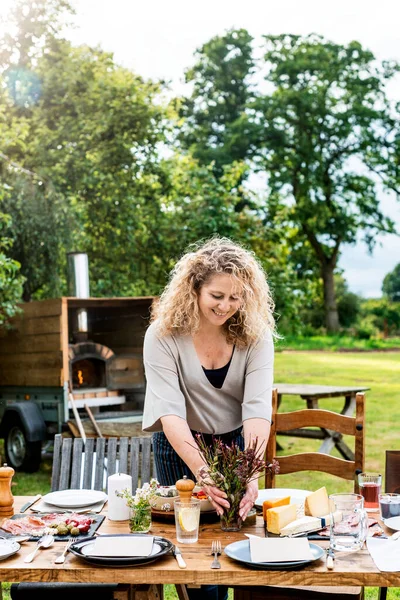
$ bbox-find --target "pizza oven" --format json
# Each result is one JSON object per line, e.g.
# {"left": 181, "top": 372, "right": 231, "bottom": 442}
{"left": 66, "top": 253, "right": 148, "bottom": 410}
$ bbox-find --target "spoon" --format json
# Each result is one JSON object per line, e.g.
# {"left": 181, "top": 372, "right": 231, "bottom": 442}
{"left": 24, "top": 534, "right": 54, "bottom": 563}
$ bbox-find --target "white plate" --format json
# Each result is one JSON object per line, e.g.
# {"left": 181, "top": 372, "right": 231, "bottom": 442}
{"left": 255, "top": 488, "right": 311, "bottom": 509}
{"left": 383, "top": 516, "right": 400, "bottom": 531}
{"left": 0, "top": 540, "right": 20, "bottom": 561}
{"left": 42, "top": 489, "right": 107, "bottom": 508}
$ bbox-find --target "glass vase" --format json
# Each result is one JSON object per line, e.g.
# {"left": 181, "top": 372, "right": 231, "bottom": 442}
{"left": 220, "top": 504, "right": 243, "bottom": 532}
{"left": 129, "top": 504, "right": 152, "bottom": 533}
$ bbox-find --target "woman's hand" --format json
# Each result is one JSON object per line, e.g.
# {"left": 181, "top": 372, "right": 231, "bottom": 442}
{"left": 239, "top": 478, "right": 259, "bottom": 520}
{"left": 201, "top": 483, "right": 230, "bottom": 517}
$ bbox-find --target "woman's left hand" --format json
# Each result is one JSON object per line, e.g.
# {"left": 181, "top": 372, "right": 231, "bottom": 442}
{"left": 239, "top": 478, "right": 259, "bottom": 520}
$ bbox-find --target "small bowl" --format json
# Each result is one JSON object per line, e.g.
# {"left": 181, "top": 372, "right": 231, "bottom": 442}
{"left": 150, "top": 486, "right": 179, "bottom": 511}
{"left": 193, "top": 486, "right": 214, "bottom": 512}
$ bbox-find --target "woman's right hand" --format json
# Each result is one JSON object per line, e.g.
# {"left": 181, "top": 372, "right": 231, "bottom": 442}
{"left": 201, "top": 483, "right": 230, "bottom": 516}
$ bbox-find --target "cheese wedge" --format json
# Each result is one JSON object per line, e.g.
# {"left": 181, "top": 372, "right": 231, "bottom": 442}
{"left": 280, "top": 510, "right": 343, "bottom": 537}
{"left": 266, "top": 503, "right": 297, "bottom": 534}
{"left": 262, "top": 496, "right": 291, "bottom": 521}
{"left": 280, "top": 515, "right": 322, "bottom": 536}
{"left": 304, "top": 487, "right": 330, "bottom": 517}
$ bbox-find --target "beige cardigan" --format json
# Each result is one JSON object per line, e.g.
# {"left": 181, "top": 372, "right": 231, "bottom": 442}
{"left": 142, "top": 322, "right": 274, "bottom": 433}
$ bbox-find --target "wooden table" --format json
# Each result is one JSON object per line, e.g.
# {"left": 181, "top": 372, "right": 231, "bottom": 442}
{"left": 0, "top": 497, "right": 397, "bottom": 598}
{"left": 275, "top": 384, "right": 370, "bottom": 459}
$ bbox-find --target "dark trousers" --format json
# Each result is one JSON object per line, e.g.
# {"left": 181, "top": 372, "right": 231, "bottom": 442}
{"left": 153, "top": 429, "right": 244, "bottom": 600}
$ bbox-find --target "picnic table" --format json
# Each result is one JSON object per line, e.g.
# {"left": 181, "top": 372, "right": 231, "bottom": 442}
{"left": 0, "top": 496, "right": 395, "bottom": 598}
{"left": 275, "top": 384, "right": 370, "bottom": 460}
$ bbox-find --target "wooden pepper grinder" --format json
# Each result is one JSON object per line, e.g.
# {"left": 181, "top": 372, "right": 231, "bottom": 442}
{"left": 0, "top": 463, "right": 15, "bottom": 516}
{"left": 175, "top": 475, "right": 195, "bottom": 504}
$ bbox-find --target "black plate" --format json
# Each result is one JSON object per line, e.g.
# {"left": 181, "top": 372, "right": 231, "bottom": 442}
{"left": 224, "top": 540, "right": 325, "bottom": 570}
{"left": 69, "top": 534, "right": 174, "bottom": 567}
{"left": 0, "top": 513, "right": 105, "bottom": 541}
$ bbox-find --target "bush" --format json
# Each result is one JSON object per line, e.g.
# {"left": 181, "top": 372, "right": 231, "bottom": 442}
{"left": 353, "top": 315, "right": 379, "bottom": 340}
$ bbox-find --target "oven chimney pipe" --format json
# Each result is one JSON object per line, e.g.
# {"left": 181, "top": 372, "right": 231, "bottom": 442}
{"left": 67, "top": 252, "right": 90, "bottom": 334}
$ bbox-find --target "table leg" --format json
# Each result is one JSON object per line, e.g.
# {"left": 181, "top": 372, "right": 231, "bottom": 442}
{"left": 378, "top": 587, "right": 388, "bottom": 600}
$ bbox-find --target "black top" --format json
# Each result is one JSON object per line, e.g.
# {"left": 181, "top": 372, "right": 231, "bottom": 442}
{"left": 202, "top": 349, "right": 234, "bottom": 389}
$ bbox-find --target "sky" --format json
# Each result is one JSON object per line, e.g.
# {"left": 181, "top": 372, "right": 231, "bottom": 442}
{"left": 3, "top": 0, "right": 400, "bottom": 297}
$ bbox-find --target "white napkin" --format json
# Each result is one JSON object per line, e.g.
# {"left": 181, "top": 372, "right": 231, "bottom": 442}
{"left": 250, "top": 537, "right": 313, "bottom": 563}
{"left": 31, "top": 499, "right": 107, "bottom": 514}
{"left": 367, "top": 538, "right": 400, "bottom": 571}
{"left": 89, "top": 536, "right": 154, "bottom": 557}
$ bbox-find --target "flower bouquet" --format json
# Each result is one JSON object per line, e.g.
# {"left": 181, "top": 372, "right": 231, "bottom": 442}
{"left": 195, "top": 435, "right": 279, "bottom": 531}
{"left": 117, "top": 478, "right": 158, "bottom": 533}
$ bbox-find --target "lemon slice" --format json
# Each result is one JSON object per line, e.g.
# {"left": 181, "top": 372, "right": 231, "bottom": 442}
{"left": 178, "top": 508, "right": 198, "bottom": 532}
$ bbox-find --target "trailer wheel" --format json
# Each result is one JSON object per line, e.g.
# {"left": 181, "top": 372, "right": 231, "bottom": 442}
{"left": 5, "top": 419, "right": 42, "bottom": 472}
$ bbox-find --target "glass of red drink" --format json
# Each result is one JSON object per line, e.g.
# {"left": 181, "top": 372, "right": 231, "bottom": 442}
{"left": 358, "top": 472, "right": 382, "bottom": 511}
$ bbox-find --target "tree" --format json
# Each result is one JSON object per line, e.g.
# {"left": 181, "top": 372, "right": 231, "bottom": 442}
{"left": 178, "top": 31, "right": 400, "bottom": 333}
{"left": 253, "top": 34, "right": 399, "bottom": 332}
{"left": 0, "top": 0, "right": 167, "bottom": 300}
{"left": 382, "top": 263, "right": 400, "bottom": 302}
{"left": 178, "top": 29, "right": 255, "bottom": 180}
{"left": 0, "top": 212, "right": 24, "bottom": 327}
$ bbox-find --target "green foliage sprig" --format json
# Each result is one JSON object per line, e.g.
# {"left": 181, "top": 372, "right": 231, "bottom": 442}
{"left": 194, "top": 435, "right": 279, "bottom": 528}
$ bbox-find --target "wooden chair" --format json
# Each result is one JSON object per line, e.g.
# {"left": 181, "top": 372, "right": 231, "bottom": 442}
{"left": 51, "top": 434, "right": 156, "bottom": 492}
{"left": 11, "top": 434, "right": 162, "bottom": 600}
{"left": 234, "top": 390, "right": 366, "bottom": 600}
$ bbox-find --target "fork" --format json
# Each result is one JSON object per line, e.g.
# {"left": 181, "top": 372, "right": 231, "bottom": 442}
{"left": 54, "top": 538, "right": 77, "bottom": 564}
{"left": 211, "top": 540, "right": 222, "bottom": 569}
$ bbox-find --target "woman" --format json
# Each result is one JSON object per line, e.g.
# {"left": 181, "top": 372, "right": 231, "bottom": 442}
{"left": 142, "top": 237, "right": 275, "bottom": 600}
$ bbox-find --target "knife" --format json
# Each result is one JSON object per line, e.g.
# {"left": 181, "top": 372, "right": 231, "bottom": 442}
{"left": 20, "top": 494, "right": 42, "bottom": 513}
{"left": 173, "top": 545, "right": 187, "bottom": 569}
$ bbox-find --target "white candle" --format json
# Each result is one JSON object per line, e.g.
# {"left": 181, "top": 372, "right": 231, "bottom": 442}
{"left": 107, "top": 473, "right": 132, "bottom": 521}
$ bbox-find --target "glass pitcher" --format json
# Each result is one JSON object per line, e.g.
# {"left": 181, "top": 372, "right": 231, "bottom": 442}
{"left": 329, "top": 493, "right": 368, "bottom": 552}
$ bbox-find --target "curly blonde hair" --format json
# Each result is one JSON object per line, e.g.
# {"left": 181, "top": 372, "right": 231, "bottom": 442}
{"left": 152, "top": 237, "right": 276, "bottom": 347}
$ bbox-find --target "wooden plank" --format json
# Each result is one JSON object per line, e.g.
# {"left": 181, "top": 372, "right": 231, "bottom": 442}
{"left": 82, "top": 438, "right": 95, "bottom": 490}
{"left": 94, "top": 437, "right": 106, "bottom": 491}
{"left": 66, "top": 297, "right": 155, "bottom": 309}
{"left": 276, "top": 409, "right": 356, "bottom": 435}
{"left": 0, "top": 352, "right": 63, "bottom": 368}
{"left": 14, "top": 299, "right": 62, "bottom": 319}
{"left": 107, "top": 438, "right": 118, "bottom": 477}
{"left": 265, "top": 389, "right": 278, "bottom": 489}
{"left": 0, "top": 333, "right": 62, "bottom": 354}
{"left": 70, "top": 437, "right": 84, "bottom": 488}
{"left": 10, "top": 315, "right": 62, "bottom": 336}
{"left": 354, "top": 393, "right": 366, "bottom": 491}
{"left": 61, "top": 298, "right": 69, "bottom": 388}
{"left": 119, "top": 438, "right": 129, "bottom": 474}
{"left": 141, "top": 437, "right": 152, "bottom": 485}
{"left": 130, "top": 437, "right": 140, "bottom": 491}
{"left": 51, "top": 434, "right": 63, "bottom": 492}
{"left": 277, "top": 453, "right": 355, "bottom": 480}
{"left": 275, "top": 383, "right": 369, "bottom": 398}
{"left": 59, "top": 438, "right": 73, "bottom": 490}
{"left": 0, "top": 368, "right": 62, "bottom": 387}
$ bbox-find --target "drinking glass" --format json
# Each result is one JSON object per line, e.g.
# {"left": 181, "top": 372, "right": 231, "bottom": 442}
{"left": 329, "top": 493, "right": 368, "bottom": 552}
{"left": 358, "top": 472, "right": 382, "bottom": 511}
{"left": 379, "top": 493, "right": 400, "bottom": 520}
{"left": 174, "top": 499, "right": 200, "bottom": 544}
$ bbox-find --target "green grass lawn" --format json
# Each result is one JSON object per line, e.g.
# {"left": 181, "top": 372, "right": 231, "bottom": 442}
{"left": 4, "top": 351, "right": 400, "bottom": 599}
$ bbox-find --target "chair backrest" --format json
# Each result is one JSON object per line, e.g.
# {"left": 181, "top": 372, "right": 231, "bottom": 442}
{"left": 265, "top": 389, "right": 365, "bottom": 491}
{"left": 51, "top": 434, "right": 156, "bottom": 493}
{"left": 385, "top": 450, "right": 400, "bottom": 493}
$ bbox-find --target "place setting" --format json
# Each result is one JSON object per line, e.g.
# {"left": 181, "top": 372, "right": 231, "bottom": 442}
{"left": 0, "top": 489, "right": 107, "bottom": 542}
